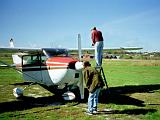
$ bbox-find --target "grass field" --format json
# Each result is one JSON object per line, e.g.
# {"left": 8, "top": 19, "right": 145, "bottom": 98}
{"left": 0, "top": 59, "right": 160, "bottom": 120}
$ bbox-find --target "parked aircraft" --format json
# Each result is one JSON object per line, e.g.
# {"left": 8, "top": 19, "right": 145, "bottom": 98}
{"left": 0, "top": 35, "right": 142, "bottom": 101}
{"left": 0, "top": 36, "right": 84, "bottom": 101}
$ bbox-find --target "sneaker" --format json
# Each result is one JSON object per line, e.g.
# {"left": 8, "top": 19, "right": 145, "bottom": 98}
{"left": 85, "top": 111, "right": 93, "bottom": 115}
{"left": 93, "top": 111, "right": 98, "bottom": 114}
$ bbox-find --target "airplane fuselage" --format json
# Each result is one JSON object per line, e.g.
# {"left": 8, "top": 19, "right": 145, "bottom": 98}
{"left": 22, "top": 55, "right": 82, "bottom": 90}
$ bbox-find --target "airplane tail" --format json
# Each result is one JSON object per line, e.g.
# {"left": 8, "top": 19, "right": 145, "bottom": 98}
{"left": 9, "top": 38, "right": 22, "bottom": 65}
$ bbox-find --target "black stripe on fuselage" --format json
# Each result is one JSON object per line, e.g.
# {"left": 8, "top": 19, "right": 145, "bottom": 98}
{"left": 22, "top": 66, "right": 68, "bottom": 71}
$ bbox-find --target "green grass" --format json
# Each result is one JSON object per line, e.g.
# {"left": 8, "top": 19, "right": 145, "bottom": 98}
{"left": 101, "top": 60, "right": 160, "bottom": 86}
{"left": 0, "top": 58, "right": 160, "bottom": 120}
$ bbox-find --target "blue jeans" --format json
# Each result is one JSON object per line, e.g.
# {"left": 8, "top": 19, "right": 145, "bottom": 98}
{"left": 88, "top": 88, "right": 101, "bottom": 113}
{"left": 95, "top": 41, "right": 103, "bottom": 66}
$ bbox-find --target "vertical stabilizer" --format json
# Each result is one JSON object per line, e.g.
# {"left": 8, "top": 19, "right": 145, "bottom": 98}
{"left": 12, "top": 55, "right": 22, "bottom": 65}
{"left": 10, "top": 38, "right": 14, "bottom": 48}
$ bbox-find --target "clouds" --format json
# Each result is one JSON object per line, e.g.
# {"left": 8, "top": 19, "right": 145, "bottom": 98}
{"left": 100, "top": 7, "right": 160, "bottom": 51}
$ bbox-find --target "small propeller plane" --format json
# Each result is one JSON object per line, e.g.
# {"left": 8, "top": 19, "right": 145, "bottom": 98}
{"left": 0, "top": 35, "right": 142, "bottom": 101}
{"left": 0, "top": 35, "right": 85, "bottom": 101}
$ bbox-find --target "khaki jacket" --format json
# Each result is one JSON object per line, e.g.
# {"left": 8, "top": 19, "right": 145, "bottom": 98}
{"left": 83, "top": 67, "right": 105, "bottom": 93}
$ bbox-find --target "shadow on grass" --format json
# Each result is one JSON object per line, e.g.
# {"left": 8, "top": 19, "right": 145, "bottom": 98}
{"left": 0, "top": 95, "right": 64, "bottom": 114}
{"left": 99, "top": 92, "right": 145, "bottom": 107}
{"left": 10, "top": 82, "right": 33, "bottom": 86}
{"left": 96, "top": 108, "right": 157, "bottom": 115}
{"left": 108, "top": 84, "right": 160, "bottom": 94}
{"left": 0, "top": 84, "right": 159, "bottom": 114}
{"left": 98, "top": 84, "right": 160, "bottom": 106}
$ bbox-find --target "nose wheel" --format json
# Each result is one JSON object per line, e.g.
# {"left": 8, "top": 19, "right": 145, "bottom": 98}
{"left": 13, "top": 87, "right": 23, "bottom": 98}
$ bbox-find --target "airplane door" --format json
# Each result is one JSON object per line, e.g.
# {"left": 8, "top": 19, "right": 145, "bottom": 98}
{"left": 22, "top": 55, "right": 42, "bottom": 83}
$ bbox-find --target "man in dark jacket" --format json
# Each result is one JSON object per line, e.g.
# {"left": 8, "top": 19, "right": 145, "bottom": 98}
{"left": 83, "top": 61, "right": 104, "bottom": 115}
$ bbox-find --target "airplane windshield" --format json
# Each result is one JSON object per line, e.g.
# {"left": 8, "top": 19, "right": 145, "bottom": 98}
{"left": 42, "top": 48, "right": 68, "bottom": 58}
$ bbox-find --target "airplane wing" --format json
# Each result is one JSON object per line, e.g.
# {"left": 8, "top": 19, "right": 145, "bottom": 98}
{"left": 113, "top": 47, "right": 143, "bottom": 51}
{"left": 0, "top": 37, "right": 142, "bottom": 57}
{"left": 0, "top": 47, "right": 142, "bottom": 53}
{"left": 0, "top": 46, "right": 142, "bottom": 57}
{"left": 68, "top": 47, "right": 143, "bottom": 53}
{"left": 0, "top": 47, "right": 68, "bottom": 57}
{"left": 69, "top": 47, "right": 142, "bottom": 50}
{"left": 0, "top": 47, "right": 41, "bottom": 54}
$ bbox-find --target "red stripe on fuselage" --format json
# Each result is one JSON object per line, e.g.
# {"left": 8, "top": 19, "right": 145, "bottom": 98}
{"left": 22, "top": 57, "right": 78, "bottom": 71}
{"left": 46, "top": 57, "right": 77, "bottom": 66}
{"left": 47, "top": 57, "right": 77, "bottom": 63}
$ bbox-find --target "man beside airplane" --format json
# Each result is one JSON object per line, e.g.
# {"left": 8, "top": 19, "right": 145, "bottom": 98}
{"left": 91, "top": 27, "right": 104, "bottom": 66}
{"left": 83, "top": 61, "right": 105, "bottom": 115}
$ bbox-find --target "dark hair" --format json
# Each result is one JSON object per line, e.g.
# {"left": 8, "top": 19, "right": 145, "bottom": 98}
{"left": 93, "top": 27, "right": 96, "bottom": 30}
{"left": 83, "top": 61, "right": 91, "bottom": 67}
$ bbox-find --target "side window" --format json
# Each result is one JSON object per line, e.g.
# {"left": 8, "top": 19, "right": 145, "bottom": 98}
{"left": 22, "top": 55, "right": 41, "bottom": 66}
{"left": 41, "top": 55, "right": 47, "bottom": 63}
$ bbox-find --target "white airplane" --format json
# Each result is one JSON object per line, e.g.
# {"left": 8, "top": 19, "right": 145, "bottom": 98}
{"left": 0, "top": 35, "right": 84, "bottom": 101}
{"left": 0, "top": 35, "right": 142, "bottom": 101}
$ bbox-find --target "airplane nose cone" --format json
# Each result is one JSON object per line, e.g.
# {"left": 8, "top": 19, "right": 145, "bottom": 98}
{"left": 75, "top": 61, "right": 83, "bottom": 70}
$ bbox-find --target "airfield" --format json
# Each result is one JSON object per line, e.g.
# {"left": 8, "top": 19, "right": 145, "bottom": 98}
{"left": 0, "top": 58, "right": 160, "bottom": 120}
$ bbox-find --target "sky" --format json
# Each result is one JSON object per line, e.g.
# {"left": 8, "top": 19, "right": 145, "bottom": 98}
{"left": 0, "top": 0, "right": 160, "bottom": 52}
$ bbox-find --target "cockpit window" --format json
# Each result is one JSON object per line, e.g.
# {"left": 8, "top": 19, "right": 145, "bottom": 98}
{"left": 22, "top": 55, "right": 46, "bottom": 66}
